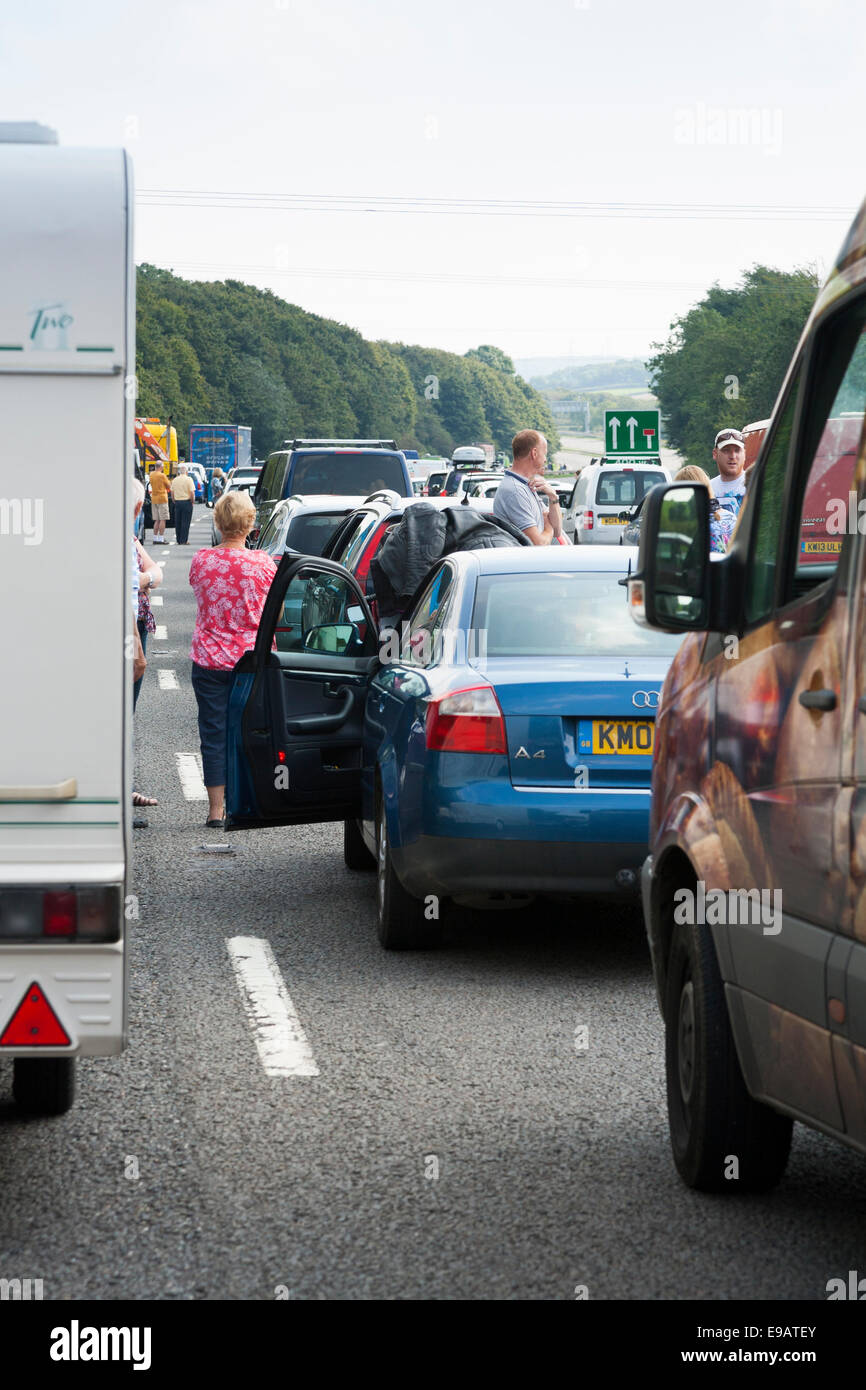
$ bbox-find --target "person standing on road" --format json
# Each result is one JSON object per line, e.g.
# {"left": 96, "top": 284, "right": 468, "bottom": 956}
{"left": 171, "top": 463, "right": 195, "bottom": 544}
{"left": 132, "top": 479, "right": 163, "bottom": 710}
{"left": 710, "top": 427, "right": 747, "bottom": 549}
{"left": 209, "top": 467, "right": 226, "bottom": 507}
{"left": 492, "top": 429, "right": 565, "bottom": 545}
{"left": 149, "top": 462, "right": 172, "bottom": 544}
{"left": 189, "top": 491, "right": 278, "bottom": 829}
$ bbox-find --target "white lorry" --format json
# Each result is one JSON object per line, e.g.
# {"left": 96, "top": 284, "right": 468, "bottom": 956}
{"left": 0, "top": 124, "right": 133, "bottom": 1113}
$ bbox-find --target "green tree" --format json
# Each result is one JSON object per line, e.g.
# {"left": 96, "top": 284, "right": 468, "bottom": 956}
{"left": 648, "top": 264, "right": 819, "bottom": 466}
{"left": 465, "top": 344, "right": 515, "bottom": 374}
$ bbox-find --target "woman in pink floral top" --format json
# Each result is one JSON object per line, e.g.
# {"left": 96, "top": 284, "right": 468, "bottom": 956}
{"left": 189, "top": 491, "right": 278, "bottom": 827}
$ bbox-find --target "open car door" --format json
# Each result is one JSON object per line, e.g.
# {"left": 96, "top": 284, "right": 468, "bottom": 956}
{"left": 226, "top": 555, "right": 379, "bottom": 829}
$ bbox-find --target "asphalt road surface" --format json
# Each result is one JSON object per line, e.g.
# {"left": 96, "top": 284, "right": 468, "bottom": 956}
{"left": 0, "top": 506, "right": 863, "bottom": 1302}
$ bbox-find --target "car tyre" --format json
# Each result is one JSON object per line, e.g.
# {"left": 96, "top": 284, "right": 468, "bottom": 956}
{"left": 376, "top": 796, "right": 440, "bottom": 950}
{"left": 665, "top": 916, "right": 793, "bottom": 1192}
{"left": 344, "top": 816, "right": 375, "bottom": 871}
{"left": 13, "top": 1057, "right": 76, "bottom": 1116}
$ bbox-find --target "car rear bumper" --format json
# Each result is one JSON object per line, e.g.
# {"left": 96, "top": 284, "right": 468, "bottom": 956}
{"left": 391, "top": 786, "right": 650, "bottom": 899}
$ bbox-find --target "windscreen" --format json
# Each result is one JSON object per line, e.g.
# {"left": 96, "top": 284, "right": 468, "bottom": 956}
{"left": 596, "top": 471, "right": 667, "bottom": 506}
{"left": 285, "top": 511, "right": 349, "bottom": 556}
{"left": 290, "top": 451, "right": 406, "bottom": 496}
{"left": 472, "top": 573, "right": 685, "bottom": 657}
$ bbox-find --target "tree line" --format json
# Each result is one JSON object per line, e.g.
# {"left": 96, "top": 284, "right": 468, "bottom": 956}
{"left": 647, "top": 265, "right": 820, "bottom": 465}
{"left": 135, "top": 266, "right": 558, "bottom": 458}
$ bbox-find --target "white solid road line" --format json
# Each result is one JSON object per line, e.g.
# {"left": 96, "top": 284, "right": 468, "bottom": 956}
{"left": 175, "top": 751, "right": 208, "bottom": 801}
{"left": 154, "top": 625, "right": 168, "bottom": 640}
{"left": 158, "top": 669, "right": 179, "bottom": 690}
{"left": 226, "top": 937, "right": 320, "bottom": 1078}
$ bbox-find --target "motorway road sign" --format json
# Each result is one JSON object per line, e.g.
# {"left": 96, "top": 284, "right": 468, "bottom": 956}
{"left": 604, "top": 409, "right": 660, "bottom": 456}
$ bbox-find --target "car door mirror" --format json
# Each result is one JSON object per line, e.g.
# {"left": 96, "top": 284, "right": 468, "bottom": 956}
{"left": 628, "top": 483, "right": 715, "bottom": 630}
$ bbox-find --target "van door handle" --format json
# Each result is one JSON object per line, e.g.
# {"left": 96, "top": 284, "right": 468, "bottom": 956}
{"left": 0, "top": 778, "right": 78, "bottom": 801}
{"left": 799, "top": 689, "right": 836, "bottom": 711}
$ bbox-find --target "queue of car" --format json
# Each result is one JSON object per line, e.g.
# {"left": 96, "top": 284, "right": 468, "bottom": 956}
{"left": 229, "top": 191, "right": 866, "bottom": 1199}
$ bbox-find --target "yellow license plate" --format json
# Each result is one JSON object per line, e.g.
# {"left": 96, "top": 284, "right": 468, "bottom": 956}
{"left": 592, "top": 719, "right": 654, "bottom": 754}
{"left": 801, "top": 539, "right": 842, "bottom": 554}
{"left": 600, "top": 515, "right": 623, "bottom": 525}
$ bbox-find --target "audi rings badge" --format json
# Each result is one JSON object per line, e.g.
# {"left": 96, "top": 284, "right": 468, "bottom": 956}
{"left": 632, "top": 690, "right": 660, "bottom": 709}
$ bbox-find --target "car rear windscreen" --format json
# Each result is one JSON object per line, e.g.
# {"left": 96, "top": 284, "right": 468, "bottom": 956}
{"left": 596, "top": 471, "right": 666, "bottom": 506}
{"left": 472, "top": 573, "right": 685, "bottom": 657}
{"left": 289, "top": 452, "right": 406, "bottom": 496}
{"left": 285, "top": 512, "right": 349, "bottom": 556}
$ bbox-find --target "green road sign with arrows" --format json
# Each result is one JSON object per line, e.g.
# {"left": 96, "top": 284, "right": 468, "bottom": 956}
{"left": 604, "top": 409, "right": 660, "bottom": 456}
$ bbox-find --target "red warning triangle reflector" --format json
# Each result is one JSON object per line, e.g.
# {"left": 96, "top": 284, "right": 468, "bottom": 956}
{"left": 0, "top": 982, "right": 70, "bottom": 1046}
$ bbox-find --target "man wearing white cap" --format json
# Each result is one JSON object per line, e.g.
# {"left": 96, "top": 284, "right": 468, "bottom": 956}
{"left": 709, "top": 427, "right": 747, "bottom": 550}
{"left": 711, "top": 427, "right": 747, "bottom": 500}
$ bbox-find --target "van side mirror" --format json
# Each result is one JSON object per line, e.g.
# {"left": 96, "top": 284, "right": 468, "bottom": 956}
{"left": 627, "top": 483, "right": 713, "bottom": 631}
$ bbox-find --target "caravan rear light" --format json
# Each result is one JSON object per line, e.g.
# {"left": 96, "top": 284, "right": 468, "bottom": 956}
{"left": 0, "top": 886, "right": 120, "bottom": 942}
{"left": 425, "top": 685, "right": 506, "bottom": 754}
{"left": 43, "top": 891, "right": 76, "bottom": 937}
{"left": 77, "top": 887, "right": 122, "bottom": 941}
{"left": 584, "top": 510, "right": 594, "bottom": 530}
{"left": 0, "top": 891, "right": 41, "bottom": 939}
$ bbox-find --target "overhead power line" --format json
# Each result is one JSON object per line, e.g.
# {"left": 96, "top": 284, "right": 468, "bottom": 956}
{"left": 164, "top": 258, "right": 707, "bottom": 293}
{"left": 137, "top": 189, "right": 854, "bottom": 223}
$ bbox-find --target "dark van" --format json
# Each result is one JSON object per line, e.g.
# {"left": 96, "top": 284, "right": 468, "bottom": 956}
{"left": 253, "top": 439, "right": 413, "bottom": 541}
{"left": 629, "top": 195, "right": 866, "bottom": 1191}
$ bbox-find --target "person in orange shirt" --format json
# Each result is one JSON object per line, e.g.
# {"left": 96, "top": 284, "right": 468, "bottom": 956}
{"left": 149, "top": 463, "right": 171, "bottom": 543}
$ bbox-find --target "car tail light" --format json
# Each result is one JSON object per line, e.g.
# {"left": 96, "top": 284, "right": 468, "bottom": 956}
{"left": 584, "top": 509, "right": 594, "bottom": 530}
{"left": 425, "top": 685, "right": 506, "bottom": 754}
{"left": 0, "top": 886, "right": 121, "bottom": 943}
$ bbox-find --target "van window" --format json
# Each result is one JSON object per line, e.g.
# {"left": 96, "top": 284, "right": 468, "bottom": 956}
{"left": 790, "top": 308, "right": 866, "bottom": 590}
{"left": 595, "top": 470, "right": 666, "bottom": 506}
{"left": 744, "top": 370, "right": 801, "bottom": 625}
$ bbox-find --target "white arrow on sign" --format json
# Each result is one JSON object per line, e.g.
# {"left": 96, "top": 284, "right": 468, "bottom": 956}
{"left": 609, "top": 416, "right": 620, "bottom": 449}
{"left": 626, "top": 416, "right": 638, "bottom": 449}
{"left": 643, "top": 428, "right": 656, "bottom": 449}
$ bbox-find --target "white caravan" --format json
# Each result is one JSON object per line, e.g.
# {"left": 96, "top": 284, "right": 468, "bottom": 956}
{"left": 0, "top": 124, "right": 134, "bottom": 1113}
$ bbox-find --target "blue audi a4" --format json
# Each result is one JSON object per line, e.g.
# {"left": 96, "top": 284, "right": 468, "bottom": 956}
{"left": 224, "top": 545, "right": 684, "bottom": 948}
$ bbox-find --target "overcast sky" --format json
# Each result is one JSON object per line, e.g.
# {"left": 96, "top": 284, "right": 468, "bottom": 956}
{"left": 3, "top": 0, "right": 863, "bottom": 364}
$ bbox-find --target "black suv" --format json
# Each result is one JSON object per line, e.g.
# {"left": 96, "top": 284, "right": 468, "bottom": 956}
{"left": 252, "top": 439, "right": 413, "bottom": 542}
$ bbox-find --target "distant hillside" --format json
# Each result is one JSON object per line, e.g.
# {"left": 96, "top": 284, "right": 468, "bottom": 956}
{"left": 529, "top": 358, "right": 650, "bottom": 391}
{"left": 136, "top": 266, "right": 557, "bottom": 456}
{"left": 514, "top": 355, "right": 615, "bottom": 378}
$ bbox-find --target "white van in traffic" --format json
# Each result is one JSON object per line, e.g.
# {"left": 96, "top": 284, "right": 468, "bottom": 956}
{"left": 0, "top": 124, "right": 133, "bottom": 1113}
{"left": 564, "top": 459, "right": 671, "bottom": 543}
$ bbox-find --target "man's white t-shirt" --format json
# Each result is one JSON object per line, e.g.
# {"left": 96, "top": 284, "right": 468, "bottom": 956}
{"left": 711, "top": 472, "right": 746, "bottom": 499}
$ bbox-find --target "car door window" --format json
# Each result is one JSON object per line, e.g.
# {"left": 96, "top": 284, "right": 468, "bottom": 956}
{"left": 276, "top": 566, "right": 371, "bottom": 655}
{"left": 404, "top": 565, "right": 455, "bottom": 667}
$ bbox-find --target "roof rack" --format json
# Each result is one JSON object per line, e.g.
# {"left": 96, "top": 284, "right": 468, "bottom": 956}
{"left": 282, "top": 438, "right": 399, "bottom": 450}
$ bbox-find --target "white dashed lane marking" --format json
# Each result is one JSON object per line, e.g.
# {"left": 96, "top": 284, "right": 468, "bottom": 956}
{"left": 175, "top": 752, "right": 208, "bottom": 801}
{"left": 154, "top": 625, "right": 168, "bottom": 640}
{"left": 157, "top": 669, "right": 179, "bottom": 690}
{"left": 227, "top": 937, "right": 320, "bottom": 1078}
{"left": 150, "top": 595, "right": 163, "bottom": 606}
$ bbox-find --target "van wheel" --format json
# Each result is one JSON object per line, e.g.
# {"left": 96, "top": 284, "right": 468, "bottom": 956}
{"left": 376, "top": 796, "right": 440, "bottom": 950}
{"left": 13, "top": 1057, "right": 76, "bottom": 1116}
{"left": 344, "top": 817, "right": 375, "bottom": 871}
{"left": 665, "top": 918, "right": 792, "bottom": 1192}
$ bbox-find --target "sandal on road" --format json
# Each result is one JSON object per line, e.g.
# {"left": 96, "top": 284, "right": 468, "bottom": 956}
{"left": 133, "top": 791, "right": 158, "bottom": 807}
